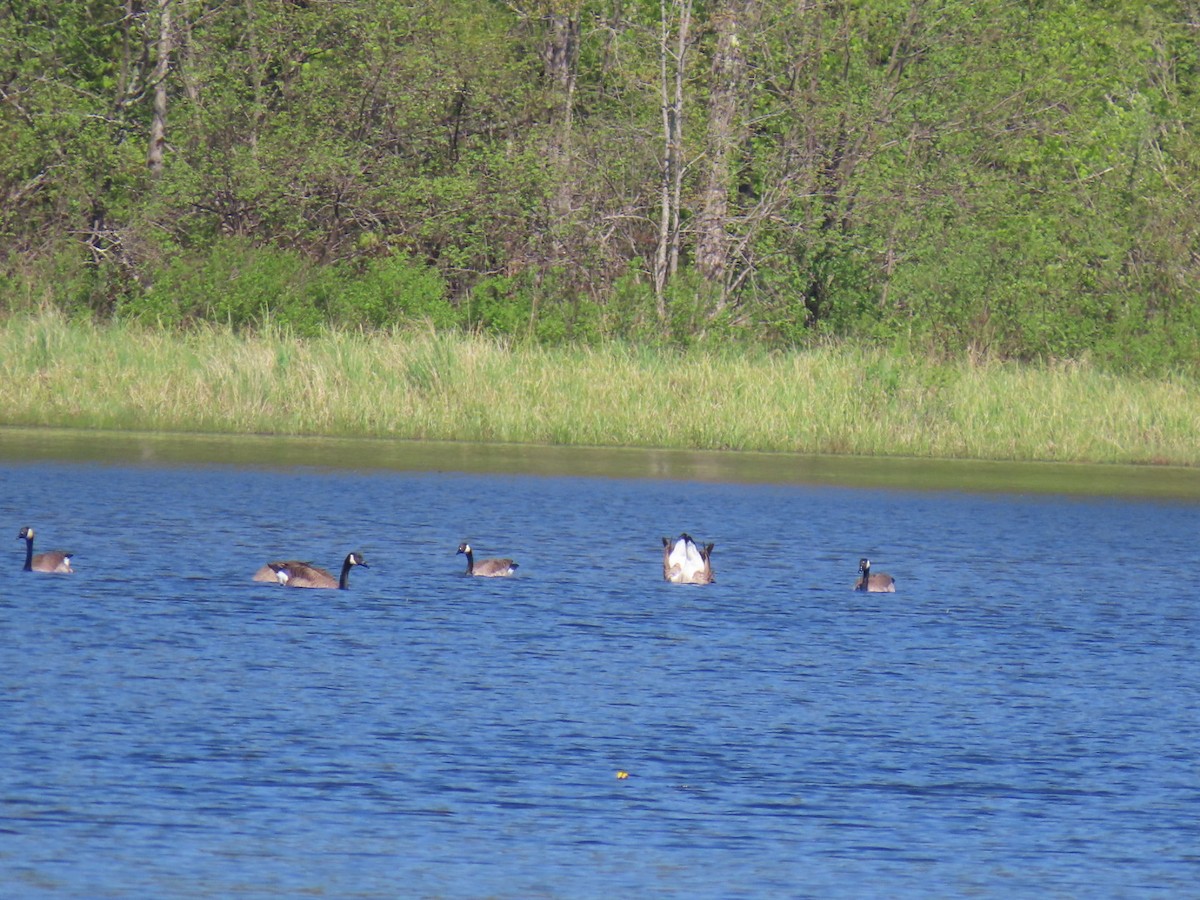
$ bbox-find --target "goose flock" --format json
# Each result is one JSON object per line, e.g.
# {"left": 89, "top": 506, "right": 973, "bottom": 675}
{"left": 16, "top": 525, "right": 896, "bottom": 591}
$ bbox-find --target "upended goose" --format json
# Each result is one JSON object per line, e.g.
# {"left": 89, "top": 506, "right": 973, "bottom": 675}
{"left": 17, "top": 526, "right": 74, "bottom": 573}
{"left": 457, "top": 542, "right": 518, "bottom": 577}
{"left": 853, "top": 557, "right": 895, "bottom": 592}
{"left": 662, "top": 533, "right": 714, "bottom": 584}
{"left": 252, "top": 552, "right": 369, "bottom": 590}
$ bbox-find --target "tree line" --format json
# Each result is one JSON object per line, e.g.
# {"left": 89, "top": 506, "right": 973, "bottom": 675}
{"left": 3, "top": 0, "right": 1200, "bottom": 372}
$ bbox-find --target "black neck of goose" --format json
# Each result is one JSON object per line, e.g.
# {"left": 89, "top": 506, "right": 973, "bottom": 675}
{"left": 858, "top": 562, "right": 869, "bottom": 589}
{"left": 22, "top": 536, "right": 33, "bottom": 571}
{"left": 463, "top": 549, "right": 474, "bottom": 575}
{"left": 339, "top": 557, "right": 352, "bottom": 590}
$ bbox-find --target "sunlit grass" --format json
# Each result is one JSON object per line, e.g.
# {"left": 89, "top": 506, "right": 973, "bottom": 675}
{"left": 2, "top": 310, "right": 1198, "bottom": 465}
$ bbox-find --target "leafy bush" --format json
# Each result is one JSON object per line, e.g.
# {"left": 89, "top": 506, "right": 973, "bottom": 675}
{"left": 462, "top": 272, "right": 589, "bottom": 344}
{"left": 600, "top": 269, "right": 660, "bottom": 343}
{"left": 330, "top": 254, "right": 455, "bottom": 329}
{"left": 122, "top": 238, "right": 328, "bottom": 334}
{"left": 0, "top": 240, "right": 140, "bottom": 319}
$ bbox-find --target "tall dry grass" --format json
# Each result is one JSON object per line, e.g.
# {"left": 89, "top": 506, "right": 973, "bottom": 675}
{"left": 2, "top": 311, "right": 1198, "bottom": 465}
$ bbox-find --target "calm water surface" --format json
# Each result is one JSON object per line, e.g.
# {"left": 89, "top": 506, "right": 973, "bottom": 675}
{"left": 1, "top": 432, "right": 1198, "bottom": 897}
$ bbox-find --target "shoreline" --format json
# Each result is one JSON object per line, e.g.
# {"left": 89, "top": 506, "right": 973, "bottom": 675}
{"left": 5, "top": 424, "right": 1200, "bottom": 501}
{"left": 3, "top": 312, "right": 1199, "bottom": 469}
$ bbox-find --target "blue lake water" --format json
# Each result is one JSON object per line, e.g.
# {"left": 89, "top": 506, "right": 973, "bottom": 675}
{"left": 1, "top": 440, "right": 1198, "bottom": 897}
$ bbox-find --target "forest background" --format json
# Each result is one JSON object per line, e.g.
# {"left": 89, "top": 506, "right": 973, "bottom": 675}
{"left": 3, "top": 0, "right": 1200, "bottom": 376}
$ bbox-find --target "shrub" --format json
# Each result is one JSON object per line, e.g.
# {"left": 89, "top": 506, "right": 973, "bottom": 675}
{"left": 122, "top": 237, "right": 326, "bottom": 334}
{"left": 330, "top": 254, "right": 455, "bottom": 329}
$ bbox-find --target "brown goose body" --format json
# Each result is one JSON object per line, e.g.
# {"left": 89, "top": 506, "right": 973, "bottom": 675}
{"left": 17, "top": 526, "right": 73, "bottom": 574}
{"left": 662, "top": 534, "right": 714, "bottom": 584}
{"left": 853, "top": 558, "right": 895, "bottom": 593}
{"left": 457, "top": 543, "right": 518, "bottom": 577}
{"left": 253, "top": 552, "right": 368, "bottom": 590}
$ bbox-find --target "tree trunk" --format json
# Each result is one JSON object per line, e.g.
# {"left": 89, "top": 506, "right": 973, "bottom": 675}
{"left": 543, "top": 7, "right": 580, "bottom": 246}
{"left": 668, "top": 0, "right": 689, "bottom": 284}
{"left": 543, "top": 9, "right": 579, "bottom": 143}
{"left": 654, "top": 0, "right": 691, "bottom": 317}
{"left": 147, "top": 0, "right": 172, "bottom": 175}
{"left": 696, "top": 0, "right": 754, "bottom": 288}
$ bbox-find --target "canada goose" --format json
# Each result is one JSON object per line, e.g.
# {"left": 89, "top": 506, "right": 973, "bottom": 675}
{"left": 854, "top": 557, "right": 895, "bottom": 592}
{"left": 17, "top": 526, "right": 73, "bottom": 574}
{"left": 662, "top": 533, "right": 714, "bottom": 584}
{"left": 457, "top": 542, "right": 518, "bottom": 577}
{"left": 252, "top": 552, "right": 368, "bottom": 590}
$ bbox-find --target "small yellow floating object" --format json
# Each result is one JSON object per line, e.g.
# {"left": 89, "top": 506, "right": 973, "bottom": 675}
{"left": 616, "top": 770, "right": 629, "bottom": 780}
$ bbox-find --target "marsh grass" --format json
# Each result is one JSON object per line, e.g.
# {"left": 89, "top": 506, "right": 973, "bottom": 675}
{"left": 2, "top": 311, "right": 1198, "bottom": 465}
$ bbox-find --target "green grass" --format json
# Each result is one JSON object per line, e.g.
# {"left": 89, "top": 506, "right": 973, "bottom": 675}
{"left": 3, "top": 310, "right": 1199, "bottom": 466}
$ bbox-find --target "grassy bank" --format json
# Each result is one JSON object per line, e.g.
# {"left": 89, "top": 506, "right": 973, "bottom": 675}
{"left": 2, "top": 312, "right": 1198, "bottom": 466}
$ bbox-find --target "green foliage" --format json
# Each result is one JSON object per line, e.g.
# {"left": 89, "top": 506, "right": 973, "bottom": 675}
{"left": 660, "top": 271, "right": 736, "bottom": 348}
{"left": 599, "top": 269, "right": 661, "bottom": 344}
{"left": 331, "top": 255, "right": 455, "bottom": 329}
{"left": 122, "top": 238, "right": 329, "bottom": 334}
{"left": 2, "top": 0, "right": 1200, "bottom": 375}
{"left": 0, "top": 240, "right": 135, "bottom": 319}
{"left": 464, "top": 276, "right": 529, "bottom": 337}
{"left": 463, "top": 270, "right": 610, "bottom": 345}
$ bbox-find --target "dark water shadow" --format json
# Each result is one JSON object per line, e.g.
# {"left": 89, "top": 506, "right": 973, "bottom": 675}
{"left": 3, "top": 425, "right": 1199, "bottom": 500}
